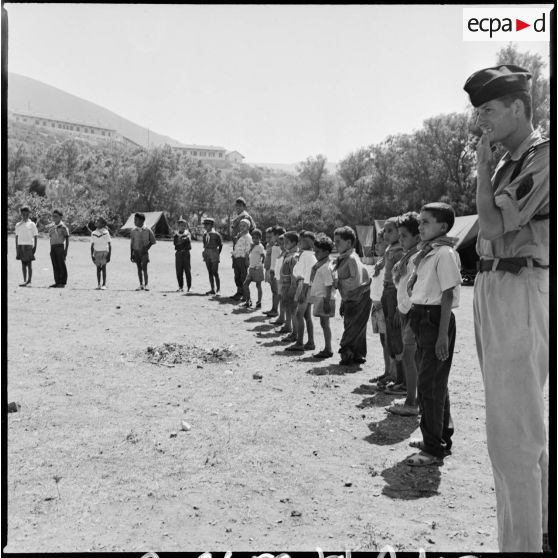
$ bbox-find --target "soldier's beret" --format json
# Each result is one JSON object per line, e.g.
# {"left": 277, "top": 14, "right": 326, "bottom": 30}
{"left": 464, "top": 65, "right": 531, "bottom": 107}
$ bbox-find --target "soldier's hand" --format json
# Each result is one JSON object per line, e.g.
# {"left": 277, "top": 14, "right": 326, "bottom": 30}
{"left": 435, "top": 335, "right": 449, "bottom": 361}
{"left": 476, "top": 130, "right": 493, "bottom": 168}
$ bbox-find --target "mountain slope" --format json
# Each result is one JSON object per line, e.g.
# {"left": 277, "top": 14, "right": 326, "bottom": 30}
{"left": 7, "top": 72, "right": 184, "bottom": 149}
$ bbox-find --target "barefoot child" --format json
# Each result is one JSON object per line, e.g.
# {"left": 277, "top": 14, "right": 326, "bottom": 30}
{"left": 278, "top": 231, "right": 299, "bottom": 341}
{"left": 130, "top": 212, "right": 156, "bottom": 291}
{"left": 333, "top": 226, "right": 372, "bottom": 365}
{"left": 174, "top": 217, "right": 192, "bottom": 292}
{"left": 309, "top": 234, "right": 336, "bottom": 359}
{"left": 15, "top": 207, "right": 38, "bottom": 287}
{"left": 90, "top": 217, "right": 111, "bottom": 290}
{"left": 406, "top": 202, "right": 461, "bottom": 466}
{"left": 287, "top": 231, "right": 317, "bottom": 352}
{"left": 202, "top": 217, "right": 222, "bottom": 295}
{"left": 388, "top": 212, "right": 421, "bottom": 416}
{"left": 243, "top": 229, "right": 265, "bottom": 308}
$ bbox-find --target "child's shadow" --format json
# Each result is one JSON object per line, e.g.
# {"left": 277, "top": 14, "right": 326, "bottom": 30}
{"left": 255, "top": 330, "right": 282, "bottom": 338}
{"left": 213, "top": 296, "right": 241, "bottom": 306}
{"left": 245, "top": 315, "right": 268, "bottom": 323}
{"left": 306, "top": 363, "right": 361, "bottom": 376}
{"left": 355, "top": 390, "right": 398, "bottom": 409}
{"left": 364, "top": 413, "right": 420, "bottom": 446}
{"left": 232, "top": 307, "right": 252, "bottom": 315}
{"left": 260, "top": 340, "right": 288, "bottom": 348}
{"left": 380, "top": 457, "right": 442, "bottom": 500}
{"left": 251, "top": 325, "right": 275, "bottom": 332}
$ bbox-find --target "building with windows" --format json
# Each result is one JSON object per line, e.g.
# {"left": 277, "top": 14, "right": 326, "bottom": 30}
{"left": 171, "top": 144, "right": 227, "bottom": 161}
{"left": 225, "top": 150, "right": 245, "bottom": 164}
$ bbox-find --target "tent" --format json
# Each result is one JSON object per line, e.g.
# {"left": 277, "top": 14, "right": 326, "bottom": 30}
{"left": 120, "top": 211, "right": 171, "bottom": 237}
{"left": 448, "top": 214, "right": 479, "bottom": 249}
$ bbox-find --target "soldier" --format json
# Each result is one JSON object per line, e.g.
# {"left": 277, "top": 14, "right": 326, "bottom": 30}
{"left": 464, "top": 65, "right": 549, "bottom": 552}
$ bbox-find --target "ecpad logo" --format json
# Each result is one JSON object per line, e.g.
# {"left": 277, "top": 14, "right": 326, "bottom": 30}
{"left": 463, "top": 8, "right": 551, "bottom": 42}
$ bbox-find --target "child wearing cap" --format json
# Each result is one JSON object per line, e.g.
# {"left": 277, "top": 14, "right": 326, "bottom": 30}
{"left": 15, "top": 206, "right": 38, "bottom": 287}
{"left": 309, "top": 234, "right": 336, "bottom": 359}
{"left": 405, "top": 202, "right": 461, "bottom": 467}
{"left": 174, "top": 218, "right": 192, "bottom": 293}
{"left": 202, "top": 218, "right": 222, "bottom": 295}
{"left": 130, "top": 212, "right": 156, "bottom": 291}
{"left": 287, "top": 231, "right": 317, "bottom": 352}
{"left": 90, "top": 217, "right": 111, "bottom": 290}
{"left": 47, "top": 209, "right": 70, "bottom": 288}
{"left": 242, "top": 229, "right": 266, "bottom": 308}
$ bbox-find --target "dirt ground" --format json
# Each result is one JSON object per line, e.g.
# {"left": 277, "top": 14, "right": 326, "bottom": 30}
{"left": 6, "top": 235, "right": 549, "bottom": 553}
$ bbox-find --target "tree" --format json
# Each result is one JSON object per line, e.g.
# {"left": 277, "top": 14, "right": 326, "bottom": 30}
{"left": 337, "top": 147, "right": 374, "bottom": 189}
{"left": 296, "top": 154, "right": 328, "bottom": 199}
{"left": 496, "top": 44, "right": 550, "bottom": 134}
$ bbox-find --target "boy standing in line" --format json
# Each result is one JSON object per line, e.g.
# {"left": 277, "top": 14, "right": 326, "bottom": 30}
{"left": 48, "top": 209, "right": 70, "bottom": 288}
{"left": 406, "top": 202, "right": 461, "bottom": 466}
{"left": 90, "top": 217, "right": 111, "bottom": 290}
{"left": 15, "top": 206, "right": 38, "bottom": 287}
{"left": 174, "top": 217, "right": 192, "bottom": 293}
{"left": 202, "top": 217, "right": 223, "bottom": 295}
{"left": 243, "top": 229, "right": 266, "bottom": 308}
{"left": 230, "top": 219, "right": 252, "bottom": 300}
{"left": 278, "top": 231, "right": 300, "bottom": 340}
{"left": 130, "top": 212, "right": 156, "bottom": 291}
{"left": 265, "top": 226, "right": 286, "bottom": 318}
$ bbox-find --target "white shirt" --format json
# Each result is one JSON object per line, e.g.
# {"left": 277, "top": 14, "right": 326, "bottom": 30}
{"left": 232, "top": 233, "right": 252, "bottom": 258}
{"left": 270, "top": 245, "right": 282, "bottom": 271}
{"left": 15, "top": 220, "right": 38, "bottom": 245}
{"left": 310, "top": 261, "right": 336, "bottom": 299}
{"left": 370, "top": 267, "right": 385, "bottom": 302}
{"left": 248, "top": 243, "right": 265, "bottom": 268}
{"left": 91, "top": 228, "right": 111, "bottom": 252}
{"left": 409, "top": 245, "right": 461, "bottom": 308}
{"left": 274, "top": 254, "right": 284, "bottom": 277}
{"left": 292, "top": 250, "right": 317, "bottom": 284}
{"left": 395, "top": 263, "right": 414, "bottom": 314}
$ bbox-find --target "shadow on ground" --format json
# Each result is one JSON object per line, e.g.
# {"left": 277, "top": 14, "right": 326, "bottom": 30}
{"left": 306, "top": 363, "right": 362, "bottom": 376}
{"left": 381, "top": 456, "right": 442, "bottom": 500}
{"left": 364, "top": 413, "right": 420, "bottom": 446}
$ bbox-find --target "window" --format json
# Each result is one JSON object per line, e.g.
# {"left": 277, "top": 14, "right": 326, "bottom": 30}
{"left": 102, "top": 131, "right": 105, "bottom": 136}
{"left": 193, "top": 151, "right": 197, "bottom": 156}
{"left": 76, "top": 127, "right": 80, "bottom": 131}
{"left": 35, "top": 119, "right": 40, "bottom": 124}
{"left": 219, "top": 153, "right": 223, "bottom": 158}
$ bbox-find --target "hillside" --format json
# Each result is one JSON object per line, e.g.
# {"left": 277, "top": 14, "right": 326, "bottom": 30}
{"left": 7, "top": 73, "right": 186, "bottom": 150}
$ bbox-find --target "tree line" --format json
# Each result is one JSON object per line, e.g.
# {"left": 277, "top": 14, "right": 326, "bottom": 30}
{"left": 7, "top": 45, "right": 549, "bottom": 238}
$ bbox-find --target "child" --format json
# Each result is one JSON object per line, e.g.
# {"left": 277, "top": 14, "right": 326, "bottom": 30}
{"left": 333, "top": 226, "right": 372, "bottom": 365}
{"left": 270, "top": 234, "right": 286, "bottom": 325}
{"left": 263, "top": 227, "right": 275, "bottom": 312}
{"left": 230, "top": 219, "right": 252, "bottom": 301}
{"left": 264, "top": 226, "right": 286, "bottom": 318}
{"left": 47, "top": 209, "right": 70, "bottom": 288}
{"left": 381, "top": 216, "right": 405, "bottom": 393}
{"left": 309, "top": 234, "right": 336, "bottom": 358}
{"left": 387, "top": 212, "right": 421, "bottom": 416}
{"left": 369, "top": 229, "right": 392, "bottom": 382}
{"left": 278, "top": 231, "right": 299, "bottom": 341}
{"left": 130, "top": 212, "right": 156, "bottom": 291}
{"left": 15, "top": 206, "right": 38, "bottom": 287}
{"left": 90, "top": 217, "right": 112, "bottom": 290}
{"left": 243, "top": 229, "right": 266, "bottom": 308}
{"left": 287, "top": 231, "right": 317, "bottom": 351}
{"left": 406, "top": 202, "right": 461, "bottom": 466}
{"left": 174, "top": 217, "right": 192, "bottom": 293}
{"left": 202, "top": 217, "right": 223, "bottom": 295}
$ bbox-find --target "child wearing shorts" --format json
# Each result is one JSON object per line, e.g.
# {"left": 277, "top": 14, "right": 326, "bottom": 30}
{"left": 130, "top": 212, "right": 156, "bottom": 291}
{"left": 309, "top": 234, "right": 336, "bottom": 359}
{"left": 90, "top": 217, "right": 111, "bottom": 289}
{"left": 278, "top": 231, "right": 299, "bottom": 340}
{"left": 15, "top": 206, "right": 38, "bottom": 287}
{"left": 243, "top": 229, "right": 266, "bottom": 308}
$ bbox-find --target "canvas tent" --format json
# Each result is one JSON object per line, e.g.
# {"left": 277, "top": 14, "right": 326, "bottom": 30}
{"left": 355, "top": 225, "right": 376, "bottom": 262}
{"left": 448, "top": 214, "right": 479, "bottom": 283}
{"left": 120, "top": 211, "right": 171, "bottom": 237}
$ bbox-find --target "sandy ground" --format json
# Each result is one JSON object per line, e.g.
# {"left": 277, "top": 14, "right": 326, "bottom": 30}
{"left": 6, "top": 235, "right": 549, "bottom": 552}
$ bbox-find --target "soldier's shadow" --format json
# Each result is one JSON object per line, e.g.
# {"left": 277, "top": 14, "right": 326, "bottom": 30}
{"left": 364, "top": 413, "right": 420, "bottom": 446}
{"left": 381, "top": 457, "right": 442, "bottom": 500}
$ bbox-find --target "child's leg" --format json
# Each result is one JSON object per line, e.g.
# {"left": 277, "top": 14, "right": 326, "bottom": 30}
{"left": 176, "top": 253, "right": 184, "bottom": 289}
{"left": 214, "top": 264, "right": 220, "bottom": 292}
{"left": 402, "top": 343, "right": 418, "bottom": 407}
{"left": 97, "top": 266, "right": 102, "bottom": 285}
{"left": 243, "top": 276, "right": 252, "bottom": 302}
{"left": 294, "top": 303, "right": 304, "bottom": 344}
{"left": 101, "top": 265, "right": 107, "bottom": 286}
{"left": 304, "top": 304, "right": 314, "bottom": 345}
{"left": 21, "top": 262, "right": 27, "bottom": 283}
{"left": 278, "top": 296, "right": 285, "bottom": 320}
{"left": 205, "top": 261, "right": 215, "bottom": 291}
{"left": 284, "top": 299, "right": 293, "bottom": 332}
{"left": 136, "top": 262, "right": 143, "bottom": 286}
{"left": 142, "top": 263, "right": 149, "bottom": 287}
{"left": 256, "top": 281, "right": 262, "bottom": 304}
{"left": 320, "top": 316, "right": 332, "bottom": 352}
{"left": 379, "top": 334, "right": 390, "bottom": 375}
{"left": 185, "top": 254, "right": 192, "bottom": 291}
{"left": 26, "top": 262, "right": 32, "bottom": 283}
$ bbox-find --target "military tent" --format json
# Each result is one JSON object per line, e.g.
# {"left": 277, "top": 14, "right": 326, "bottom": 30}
{"left": 448, "top": 214, "right": 479, "bottom": 284}
{"left": 120, "top": 211, "right": 171, "bottom": 237}
{"left": 355, "top": 225, "right": 376, "bottom": 262}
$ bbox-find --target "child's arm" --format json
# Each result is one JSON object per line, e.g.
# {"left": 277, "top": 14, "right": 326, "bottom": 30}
{"left": 64, "top": 229, "right": 69, "bottom": 259}
{"left": 130, "top": 238, "right": 134, "bottom": 261}
{"left": 91, "top": 241, "right": 95, "bottom": 261}
{"left": 107, "top": 241, "right": 111, "bottom": 262}
{"left": 33, "top": 230, "right": 37, "bottom": 254}
{"left": 217, "top": 234, "right": 223, "bottom": 254}
{"left": 435, "top": 288, "right": 454, "bottom": 361}
{"left": 15, "top": 233, "right": 19, "bottom": 259}
{"left": 146, "top": 230, "right": 156, "bottom": 251}
{"left": 323, "top": 285, "right": 333, "bottom": 314}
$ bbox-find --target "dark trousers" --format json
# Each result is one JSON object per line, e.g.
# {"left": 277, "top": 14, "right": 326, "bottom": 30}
{"left": 205, "top": 260, "right": 220, "bottom": 291}
{"left": 381, "top": 285, "right": 403, "bottom": 358}
{"left": 409, "top": 304, "right": 455, "bottom": 458}
{"left": 175, "top": 250, "right": 191, "bottom": 290}
{"left": 339, "top": 289, "right": 372, "bottom": 362}
{"left": 232, "top": 257, "right": 247, "bottom": 295}
{"left": 50, "top": 244, "right": 67, "bottom": 285}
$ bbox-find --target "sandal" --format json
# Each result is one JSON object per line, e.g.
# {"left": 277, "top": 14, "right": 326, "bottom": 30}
{"left": 409, "top": 439, "right": 451, "bottom": 455}
{"left": 387, "top": 404, "right": 419, "bottom": 416}
{"left": 406, "top": 451, "right": 442, "bottom": 467}
{"left": 314, "top": 350, "right": 333, "bottom": 359}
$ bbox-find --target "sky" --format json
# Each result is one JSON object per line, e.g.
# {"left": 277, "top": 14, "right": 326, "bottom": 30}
{"left": 5, "top": 4, "right": 553, "bottom": 164}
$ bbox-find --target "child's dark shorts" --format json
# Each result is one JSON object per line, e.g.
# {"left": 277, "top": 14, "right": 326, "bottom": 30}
{"left": 132, "top": 249, "right": 149, "bottom": 266}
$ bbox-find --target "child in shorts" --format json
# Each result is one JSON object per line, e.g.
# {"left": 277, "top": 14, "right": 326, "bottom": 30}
{"left": 130, "top": 212, "right": 156, "bottom": 291}
{"left": 278, "top": 231, "right": 299, "bottom": 340}
{"left": 243, "top": 229, "right": 266, "bottom": 308}
{"left": 270, "top": 234, "right": 286, "bottom": 326}
{"left": 309, "top": 234, "right": 336, "bottom": 358}
{"left": 15, "top": 206, "right": 38, "bottom": 287}
{"left": 90, "top": 217, "right": 112, "bottom": 289}
{"left": 264, "top": 226, "right": 286, "bottom": 318}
